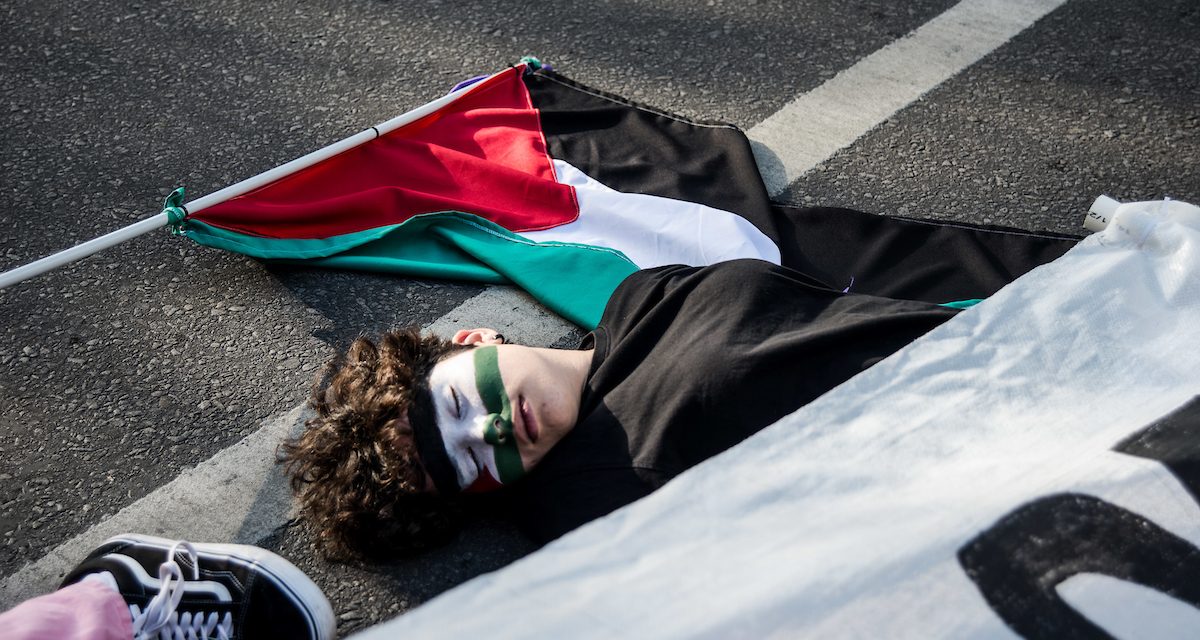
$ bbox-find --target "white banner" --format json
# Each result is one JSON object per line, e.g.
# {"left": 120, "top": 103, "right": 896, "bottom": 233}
{"left": 356, "top": 200, "right": 1200, "bottom": 639}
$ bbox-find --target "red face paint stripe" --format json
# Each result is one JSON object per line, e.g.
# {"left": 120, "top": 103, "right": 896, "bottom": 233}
{"left": 464, "top": 467, "right": 504, "bottom": 494}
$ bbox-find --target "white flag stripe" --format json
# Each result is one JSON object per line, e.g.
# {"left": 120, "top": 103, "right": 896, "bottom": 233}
{"left": 525, "top": 160, "right": 781, "bottom": 267}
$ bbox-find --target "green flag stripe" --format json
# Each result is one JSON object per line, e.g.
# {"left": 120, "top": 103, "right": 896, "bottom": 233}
{"left": 940, "top": 298, "right": 984, "bottom": 309}
{"left": 182, "top": 212, "right": 638, "bottom": 329}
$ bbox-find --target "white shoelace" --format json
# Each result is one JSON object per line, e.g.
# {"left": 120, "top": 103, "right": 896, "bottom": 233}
{"left": 128, "top": 541, "right": 234, "bottom": 640}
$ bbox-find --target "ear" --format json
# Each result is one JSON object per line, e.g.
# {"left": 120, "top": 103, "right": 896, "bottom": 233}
{"left": 451, "top": 328, "right": 505, "bottom": 346}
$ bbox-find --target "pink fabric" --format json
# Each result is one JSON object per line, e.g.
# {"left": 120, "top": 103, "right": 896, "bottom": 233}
{"left": 0, "top": 581, "right": 131, "bottom": 640}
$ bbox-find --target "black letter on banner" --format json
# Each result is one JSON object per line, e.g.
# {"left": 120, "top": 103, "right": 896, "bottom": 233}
{"left": 959, "top": 494, "right": 1200, "bottom": 638}
{"left": 957, "top": 397, "right": 1200, "bottom": 639}
{"left": 1113, "top": 397, "right": 1200, "bottom": 502}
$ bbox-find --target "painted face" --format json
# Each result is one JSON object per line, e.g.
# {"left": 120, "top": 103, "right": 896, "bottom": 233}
{"left": 427, "top": 346, "right": 523, "bottom": 491}
{"left": 426, "top": 343, "right": 586, "bottom": 492}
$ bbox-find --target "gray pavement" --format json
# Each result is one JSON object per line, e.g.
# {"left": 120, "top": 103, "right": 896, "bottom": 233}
{"left": 784, "top": 0, "right": 1200, "bottom": 232}
{"left": 1, "top": 0, "right": 1198, "bottom": 636}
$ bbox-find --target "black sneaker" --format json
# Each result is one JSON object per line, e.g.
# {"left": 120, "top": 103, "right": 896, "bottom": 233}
{"left": 60, "top": 533, "right": 336, "bottom": 640}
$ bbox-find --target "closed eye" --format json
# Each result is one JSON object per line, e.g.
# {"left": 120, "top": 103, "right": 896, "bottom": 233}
{"left": 451, "top": 387, "right": 462, "bottom": 419}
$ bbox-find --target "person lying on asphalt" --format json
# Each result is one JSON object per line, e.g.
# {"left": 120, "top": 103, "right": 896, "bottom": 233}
{"left": 279, "top": 259, "right": 959, "bottom": 557}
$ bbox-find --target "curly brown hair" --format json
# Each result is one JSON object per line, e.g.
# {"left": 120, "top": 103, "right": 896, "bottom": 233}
{"left": 278, "top": 327, "right": 471, "bottom": 559}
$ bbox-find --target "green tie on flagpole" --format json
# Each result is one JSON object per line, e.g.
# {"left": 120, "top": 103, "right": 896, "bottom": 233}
{"left": 0, "top": 64, "right": 526, "bottom": 290}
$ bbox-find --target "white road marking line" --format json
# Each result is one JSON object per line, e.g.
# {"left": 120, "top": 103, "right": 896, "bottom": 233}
{"left": 0, "top": 0, "right": 1069, "bottom": 605}
{"left": 423, "top": 285, "right": 578, "bottom": 344}
{"left": 749, "top": 0, "right": 1070, "bottom": 196}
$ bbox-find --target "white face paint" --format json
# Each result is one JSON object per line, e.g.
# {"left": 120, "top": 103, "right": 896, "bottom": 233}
{"left": 425, "top": 341, "right": 590, "bottom": 492}
{"left": 427, "top": 347, "right": 519, "bottom": 491}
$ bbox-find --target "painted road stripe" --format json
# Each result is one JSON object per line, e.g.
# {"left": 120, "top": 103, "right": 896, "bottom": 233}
{"left": 749, "top": 0, "right": 1069, "bottom": 196}
{"left": 0, "top": 0, "right": 1069, "bottom": 606}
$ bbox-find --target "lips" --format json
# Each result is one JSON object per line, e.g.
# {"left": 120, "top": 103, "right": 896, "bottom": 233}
{"left": 519, "top": 396, "right": 540, "bottom": 444}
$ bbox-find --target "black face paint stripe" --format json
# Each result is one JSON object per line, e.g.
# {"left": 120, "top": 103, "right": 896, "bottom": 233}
{"left": 408, "top": 384, "right": 460, "bottom": 495}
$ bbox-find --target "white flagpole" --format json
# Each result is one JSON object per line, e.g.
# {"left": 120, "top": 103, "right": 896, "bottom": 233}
{"left": 0, "top": 69, "right": 507, "bottom": 290}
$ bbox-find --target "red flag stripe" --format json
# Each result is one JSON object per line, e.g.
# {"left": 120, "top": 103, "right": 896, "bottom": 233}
{"left": 192, "top": 66, "right": 579, "bottom": 239}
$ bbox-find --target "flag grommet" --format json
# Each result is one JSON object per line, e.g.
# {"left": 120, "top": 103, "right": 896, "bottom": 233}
{"left": 519, "top": 56, "right": 544, "bottom": 72}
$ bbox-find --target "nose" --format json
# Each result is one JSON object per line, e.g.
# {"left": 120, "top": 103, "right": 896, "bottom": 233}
{"left": 482, "top": 412, "right": 514, "bottom": 446}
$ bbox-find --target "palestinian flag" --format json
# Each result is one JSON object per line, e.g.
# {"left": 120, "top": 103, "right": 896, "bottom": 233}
{"left": 181, "top": 62, "right": 778, "bottom": 328}
{"left": 179, "top": 61, "right": 1078, "bottom": 328}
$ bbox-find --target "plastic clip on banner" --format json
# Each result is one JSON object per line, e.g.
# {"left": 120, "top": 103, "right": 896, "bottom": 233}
{"left": 1085, "top": 195, "right": 1200, "bottom": 233}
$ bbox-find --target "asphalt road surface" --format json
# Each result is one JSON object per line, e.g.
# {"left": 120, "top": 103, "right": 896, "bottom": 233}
{"left": 1, "top": 0, "right": 1197, "bottom": 635}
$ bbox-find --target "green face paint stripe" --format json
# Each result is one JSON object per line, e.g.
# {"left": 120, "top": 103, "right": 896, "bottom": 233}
{"left": 473, "top": 346, "right": 524, "bottom": 483}
{"left": 491, "top": 437, "right": 524, "bottom": 484}
{"left": 474, "top": 346, "right": 509, "bottom": 417}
